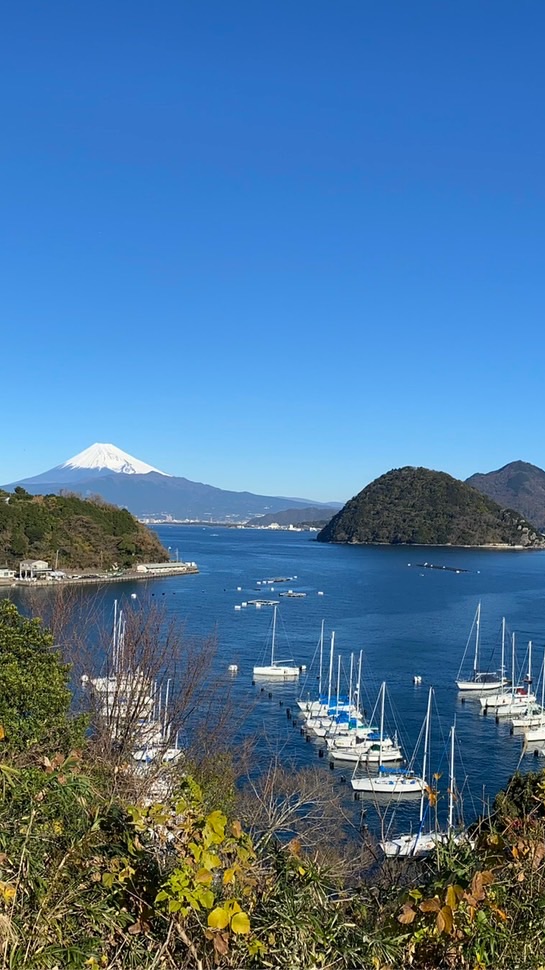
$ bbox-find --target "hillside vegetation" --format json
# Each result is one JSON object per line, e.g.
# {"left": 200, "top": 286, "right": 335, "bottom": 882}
{"left": 317, "top": 466, "right": 545, "bottom": 547}
{"left": 0, "top": 488, "right": 168, "bottom": 568}
{"left": 3, "top": 597, "right": 545, "bottom": 969}
{"left": 467, "top": 460, "right": 545, "bottom": 531}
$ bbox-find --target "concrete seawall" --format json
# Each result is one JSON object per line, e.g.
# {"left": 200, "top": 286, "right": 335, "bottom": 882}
{"left": 0, "top": 565, "right": 199, "bottom": 589}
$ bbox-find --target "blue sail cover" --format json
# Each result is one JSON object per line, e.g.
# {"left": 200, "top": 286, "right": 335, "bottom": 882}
{"left": 379, "top": 765, "right": 410, "bottom": 775}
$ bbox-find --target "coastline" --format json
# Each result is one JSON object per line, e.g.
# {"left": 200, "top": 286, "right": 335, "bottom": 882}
{"left": 0, "top": 564, "right": 199, "bottom": 590}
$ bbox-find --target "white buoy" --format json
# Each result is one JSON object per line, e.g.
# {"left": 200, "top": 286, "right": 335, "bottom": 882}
{"left": 236, "top": 586, "right": 242, "bottom": 591}
{"left": 317, "top": 591, "right": 324, "bottom": 596}
{"left": 413, "top": 675, "right": 422, "bottom": 685}
{"left": 228, "top": 664, "right": 238, "bottom": 673}
{"left": 241, "top": 601, "right": 247, "bottom": 607}
{"left": 234, "top": 605, "right": 241, "bottom": 611}
{"left": 130, "top": 593, "right": 137, "bottom": 599}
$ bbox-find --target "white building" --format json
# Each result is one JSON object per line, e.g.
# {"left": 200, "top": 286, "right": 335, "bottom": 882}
{"left": 135, "top": 561, "right": 198, "bottom": 574}
{"left": 19, "top": 559, "right": 51, "bottom": 579}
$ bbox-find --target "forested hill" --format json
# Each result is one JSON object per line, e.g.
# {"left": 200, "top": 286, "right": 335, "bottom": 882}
{"left": 466, "top": 460, "right": 545, "bottom": 532}
{"left": 316, "top": 467, "right": 545, "bottom": 547}
{"left": 0, "top": 488, "right": 168, "bottom": 569}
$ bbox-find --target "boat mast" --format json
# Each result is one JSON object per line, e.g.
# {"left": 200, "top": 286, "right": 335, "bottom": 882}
{"left": 539, "top": 650, "right": 545, "bottom": 727}
{"left": 112, "top": 599, "right": 118, "bottom": 675}
{"left": 500, "top": 617, "right": 506, "bottom": 683}
{"left": 355, "top": 650, "right": 363, "bottom": 717}
{"left": 335, "top": 654, "right": 341, "bottom": 716}
{"left": 318, "top": 620, "right": 325, "bottom": 696}
{"left": 527, "top": 640, "right": 533, "bottom": 696}
{"left": 271, "top": 606, "right": 277, "bottom": 667}
{"left": 348, "top": 653, "right": 354, "bottom": 715}
{"left": 473, "top": 602, "right": 481, "bottom": 676}
{"left": 511, "top": 632, "right": 516, "bottom": 701}
{"left": 327, "top": 632, "right": 335, "bottom": 709}
{"left": 448, "top": 721, "right": 456, "bottom": 832}
{"left": 419, "top": 687, "right": 433, "bottom": 827}
{"left": 378, "top": 682, "right": 385, "bottom": 772}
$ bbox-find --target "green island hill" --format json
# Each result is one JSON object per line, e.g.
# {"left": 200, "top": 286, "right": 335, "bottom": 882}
{"left": 316, "top": 466, "right": 545, "bottom": 547}
{"left": 0, "top": 487, "right": 169, "bottom": 570}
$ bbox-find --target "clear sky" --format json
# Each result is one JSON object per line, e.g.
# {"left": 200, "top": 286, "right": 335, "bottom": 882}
{"left": 2, "top": 2, "right": 545, "bottom": 503}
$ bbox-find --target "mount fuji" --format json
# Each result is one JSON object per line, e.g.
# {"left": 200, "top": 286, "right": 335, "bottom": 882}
{"left": 4, "top": 443, "right": 340, "bottom": 523}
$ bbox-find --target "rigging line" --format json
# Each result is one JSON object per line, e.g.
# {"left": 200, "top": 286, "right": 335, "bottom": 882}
{"left": 456, "top": 606, "right": 479, "bottom": 680}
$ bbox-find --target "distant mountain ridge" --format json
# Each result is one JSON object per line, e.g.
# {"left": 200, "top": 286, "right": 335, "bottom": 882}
{"left": 317, "top": 466, "right": 545, "bottom": 547}
{"left": 4, "top": 443, "right": 339, "bottom": 523}
{"left": 245, "top": 507, "right": 334, "bottom": 528}
{"left": 466, "top": 461, "right": 545, "bottom": 532}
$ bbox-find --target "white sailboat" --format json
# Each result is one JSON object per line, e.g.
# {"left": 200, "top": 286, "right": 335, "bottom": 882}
{"left": 83, "top": 600, "right": 182, "bottom": 767}
{"left": 482, "top": 635, "right": 535, "bottom": 715}
{"left": 512, "top": 647, "right": 545, "bottom": 730}
{"left": 381, "top": 718, "right": 466, "bottom": 857}
{"left": 297, "top": 620, "right": 326, "bottom": 713}
{"left": 253, "top": 606, "right": 301, "bottom": 679}
{"left": 523, "top": 648, "right": 545, "bottom": 744}
{"left": 456, "top": 603, "right": 507, "bottom": 692}
{"left": 350, "top": 683, "right": 425, "bottom": 796}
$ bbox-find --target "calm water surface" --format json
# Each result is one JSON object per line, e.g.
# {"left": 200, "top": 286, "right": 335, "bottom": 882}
{"left": 15, "top": 526, "right": 545, "bottom": 837}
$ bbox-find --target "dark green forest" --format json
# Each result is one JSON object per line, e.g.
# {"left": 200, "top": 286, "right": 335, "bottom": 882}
{"left": 0, "top": 488, "right": 168, "bottom": 569}
{"left": 317, "top": 466, "right": 545, "bottom": 547}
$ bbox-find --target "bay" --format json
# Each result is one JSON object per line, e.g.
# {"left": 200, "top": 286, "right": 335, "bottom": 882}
{"left": 12, "top": 525, "right": 545, "bottom": 839}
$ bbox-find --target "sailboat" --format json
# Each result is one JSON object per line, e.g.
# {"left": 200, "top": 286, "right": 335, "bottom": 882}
{"left": 297, "top": 620, "right": 326, "bottom": 715}
{"left": 511, "top": 647, "right": 545, "bottom": 730}
{"left": 350, "top": 682, "right": 425, "bottom": 796}
{"left": 456, "top": 603, "right": 507, "bottom": 692}
{"left": 481, "top": 635, "right": 536, "bottom": 715}
{"left": 380, "top": 717, "right": 466, "bottom": 857}
{"left": 253, "top": 606, "right": 301, "bottom": 679}
{"left": 522, "top": 648, "right": 545, "bottom": 745}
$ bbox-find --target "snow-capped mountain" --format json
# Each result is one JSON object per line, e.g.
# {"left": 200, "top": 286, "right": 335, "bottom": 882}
{"left": 7, "top": 443, "right": 170, "bottom": 487}
{"left": 4, "top": 443, "right": 341, "bottom": 523}
{"left": 59, "top": 443, "right": 170, "bottom": 478}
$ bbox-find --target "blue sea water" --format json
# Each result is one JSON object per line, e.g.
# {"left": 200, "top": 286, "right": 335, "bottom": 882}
{"left": 12, "top": 525, "right": 545, "bottom": 838}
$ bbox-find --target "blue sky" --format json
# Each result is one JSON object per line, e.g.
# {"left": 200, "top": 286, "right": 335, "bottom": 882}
{"left": 2, "top": 2, "right": 545, "bottom": 502}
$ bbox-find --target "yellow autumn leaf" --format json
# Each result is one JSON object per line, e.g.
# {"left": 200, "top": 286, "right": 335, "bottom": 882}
{"left": 207, "top": 907, "right": 229, "bottom": 930}
{"left": 230, "top": 911, "right": 250, "bottom": 934}
{"left": 445, "top": 885, "right": 460, "bottom": 911}
{"left": 195, "top": 868, "right": 213, "bottom": 885}
{"left": 437, "top": 906, "right": 454, "bottom": 933}
{"left": 0, "top": 883, "right": 15, "bottom": 903}
{"left": 0, "top": 725, "right": 5, "bottom": 741}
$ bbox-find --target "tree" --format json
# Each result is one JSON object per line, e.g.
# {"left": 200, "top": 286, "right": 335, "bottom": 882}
{"left": 0, "top": 600, "right": 85, "bottom": 754}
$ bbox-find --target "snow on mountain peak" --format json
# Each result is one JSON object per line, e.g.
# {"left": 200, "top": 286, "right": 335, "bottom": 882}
{"left": 60, "top": 443, "right": 171, "bottom": 477}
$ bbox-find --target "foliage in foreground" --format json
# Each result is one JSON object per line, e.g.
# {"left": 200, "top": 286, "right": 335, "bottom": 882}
{"left": 3, "top": 600, "right": 545, "bottom": 967}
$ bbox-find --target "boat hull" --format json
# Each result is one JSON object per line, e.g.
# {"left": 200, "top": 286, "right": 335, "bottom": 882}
{"left": 253, "top": 665, "right": 300, "bottom": 679}
{"left": 351, "top": 774, "right": 425, "bottom": 795}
